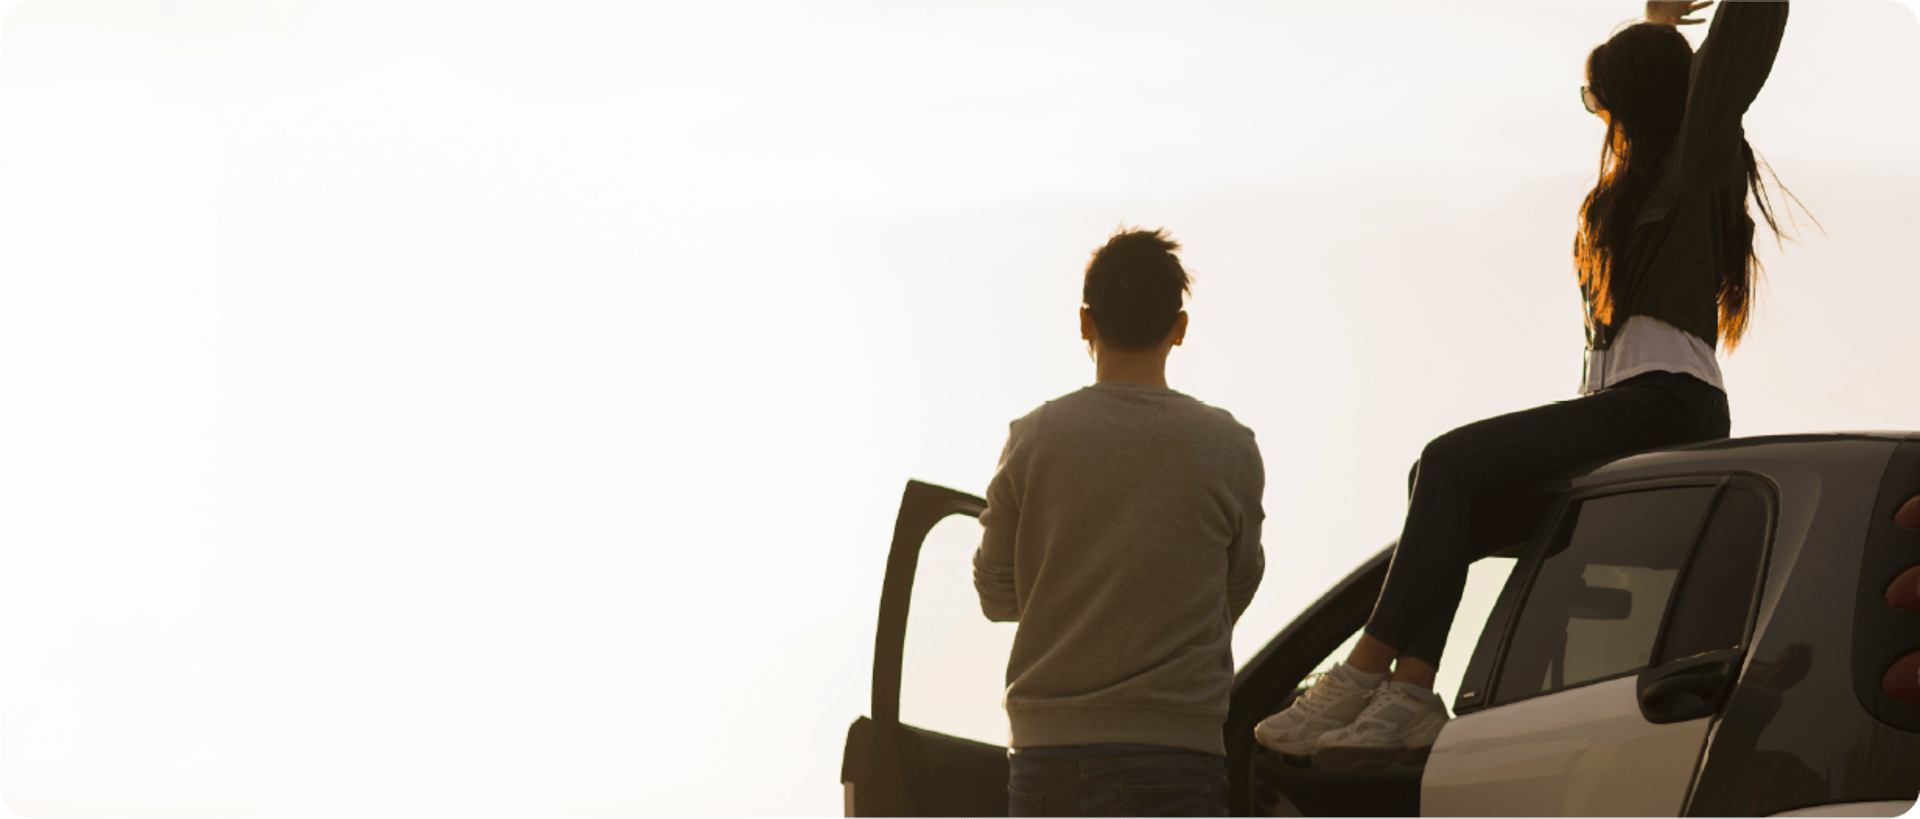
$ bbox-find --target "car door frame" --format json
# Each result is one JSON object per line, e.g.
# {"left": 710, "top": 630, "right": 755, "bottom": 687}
{"left": 842, "top": 479, "right": 1008, "bottom": 817}
{"left": 1426, "top": 472, "right": 1778, "bottom": 815}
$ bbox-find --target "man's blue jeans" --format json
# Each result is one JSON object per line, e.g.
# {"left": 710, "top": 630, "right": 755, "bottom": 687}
{"left": 1007, "top": 743, "right": 1228, "bottom": 817}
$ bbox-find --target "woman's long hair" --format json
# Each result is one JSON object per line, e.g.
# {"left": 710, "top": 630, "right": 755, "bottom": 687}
{"left": 1574, "top": 22, "right": 1794, "bottom": 351}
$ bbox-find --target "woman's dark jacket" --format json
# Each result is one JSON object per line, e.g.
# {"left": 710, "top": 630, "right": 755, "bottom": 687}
{"left": 1587, "top": 1, "right": 1789, "bottom": 351}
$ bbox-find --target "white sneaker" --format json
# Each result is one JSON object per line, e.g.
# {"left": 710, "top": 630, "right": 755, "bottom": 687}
{"left": 1314, "top": 682, "right": 1450, "bottom": 773}
{"left": 1253, "top": 664, "right": 1385, "bottom": 755}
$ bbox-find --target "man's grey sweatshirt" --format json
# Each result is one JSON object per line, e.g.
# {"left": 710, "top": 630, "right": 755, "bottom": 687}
{"left": 972, "top": 381, "right": 1265, "bottom": 756}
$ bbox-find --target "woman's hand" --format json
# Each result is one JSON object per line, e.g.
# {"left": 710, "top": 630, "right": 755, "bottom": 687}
{"left": 1646, "top": 0, "right": 1713, "bottom": 25}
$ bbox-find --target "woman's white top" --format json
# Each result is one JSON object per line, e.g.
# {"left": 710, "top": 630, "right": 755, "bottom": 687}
{"left": 1580, "top": 314, "right": 1725, "bottom": 395}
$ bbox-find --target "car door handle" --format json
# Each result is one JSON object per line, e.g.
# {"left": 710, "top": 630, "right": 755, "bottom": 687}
{"left": 1642, "top": 671, "right": 1727, "bottom": 699}
{"left": 1638, "top": 668, "right": 1731, "bottom": 724}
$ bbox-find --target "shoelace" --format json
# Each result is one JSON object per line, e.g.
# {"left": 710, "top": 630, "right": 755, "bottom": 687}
{"left": 1298, "top": 669, "right": 1374, "bottom": 711}
{"left": 1347, "top": 688, "right": 1420, "bottom": 734}
{"left": 1355, "top": 690, "right": 1397, "bottom": 718}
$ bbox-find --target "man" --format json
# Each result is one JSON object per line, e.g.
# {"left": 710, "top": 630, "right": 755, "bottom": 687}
{"left": 973, "top": 227, "right": 1266, "bottom": 817}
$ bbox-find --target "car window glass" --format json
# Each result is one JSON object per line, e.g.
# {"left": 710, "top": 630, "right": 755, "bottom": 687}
{"left": 1494, "top": 486, "right": 1717, "bottom": 704}
{"left": 1434, "top": 556, "right": 1518, "bottom": 706}
{"left": 1657, "top": 486, "right": 1769, "bottom": 664}
{"left": 898, "top": 514, "right": 1016, "bottom": 745}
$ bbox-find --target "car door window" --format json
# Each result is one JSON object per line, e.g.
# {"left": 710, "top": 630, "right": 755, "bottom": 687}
{"left": 897, "top": 513, "right": 1017, "bottom": 745}
{"left": 1494, "top": 486, "right": 1718, "bottom": 704}
{"left": 1655, "top": 486, "right": 1770, "bottom": 663}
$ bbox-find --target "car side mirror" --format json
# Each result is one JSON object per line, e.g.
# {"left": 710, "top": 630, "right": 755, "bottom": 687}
{"left": 1569, "top": 585, "right": 1631, "bottom": 620}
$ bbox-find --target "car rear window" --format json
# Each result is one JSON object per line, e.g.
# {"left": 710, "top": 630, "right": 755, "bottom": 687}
{"left": 1657, "top": 486, "right": 1770, "bottom": 664}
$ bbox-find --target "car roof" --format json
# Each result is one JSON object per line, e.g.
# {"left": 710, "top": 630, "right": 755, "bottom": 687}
{"left": 1487, "top": 431, "right": 1919, "bottom": 501}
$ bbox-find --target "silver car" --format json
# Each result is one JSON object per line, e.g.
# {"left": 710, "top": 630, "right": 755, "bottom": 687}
{"left": 842, "top": 431, "right": 1920, "bottom": 816}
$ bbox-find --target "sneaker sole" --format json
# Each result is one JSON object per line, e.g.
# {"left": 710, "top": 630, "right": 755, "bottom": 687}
{"left": 1254, "top": 731, "right": 1321, "bottom": 756}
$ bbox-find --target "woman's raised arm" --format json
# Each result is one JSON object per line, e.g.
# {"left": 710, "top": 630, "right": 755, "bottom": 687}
{"left": 1672, "top": 1, "right": 1789, "bottom": 189}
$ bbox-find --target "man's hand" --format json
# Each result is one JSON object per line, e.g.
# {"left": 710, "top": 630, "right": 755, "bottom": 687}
{"left": 1647, "top": 0, "right": 1713, "bottom": 25}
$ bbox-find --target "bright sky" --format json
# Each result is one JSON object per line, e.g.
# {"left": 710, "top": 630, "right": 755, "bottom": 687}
{"left": 0, "top": 1, "right": 1916, "bottom": 816}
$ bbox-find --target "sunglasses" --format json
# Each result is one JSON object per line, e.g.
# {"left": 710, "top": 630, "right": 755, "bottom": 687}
{"left": 1581, "top": 85, "right": 1600, "bottom": 115}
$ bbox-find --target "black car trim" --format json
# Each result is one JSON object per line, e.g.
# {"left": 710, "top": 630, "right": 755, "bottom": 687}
{"left": 847, "top": 479, "right": 997, "bottom": 817}
{"left": 870, "top": 480, "right": 986, "bottom": 727}
{"left": 842, "top": 716, "right": 1009, "bottom": 817}
{"left": 1453, "top": 492, "right": 1569, "bottom": 715}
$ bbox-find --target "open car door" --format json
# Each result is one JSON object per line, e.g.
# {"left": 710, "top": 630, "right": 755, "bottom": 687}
{"left": 841, "top": 480, "right": 1009, "bottom": 816}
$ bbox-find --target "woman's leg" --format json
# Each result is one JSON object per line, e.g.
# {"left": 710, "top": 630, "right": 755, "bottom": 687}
{"left": 1359, "top": 373, "right": 1727, "bottom": 675}
{"left": 1346, "top": 633, "right": 1434, "bottom": 687}
{"left": 1346, "top": 634, "right": 1397, "bottom": 676}
{"left": 1259, "top": 374, "right": 1726, "bottom": 762}
{"left": 1311, "top": 375, "right": 1724, "bottom": 771}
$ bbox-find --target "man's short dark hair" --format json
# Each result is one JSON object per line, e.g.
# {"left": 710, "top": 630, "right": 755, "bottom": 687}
{"left": 1083, "top": 227, "right": 1190, "bottom": 351}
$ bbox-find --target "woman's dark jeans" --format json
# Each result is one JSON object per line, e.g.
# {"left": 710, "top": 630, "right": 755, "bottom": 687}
{"left": 1008, "top": 743, "right": 1228, "bottom": 817}
{"left": 1365, "top": 370, "right": 1731, "bottom": 667}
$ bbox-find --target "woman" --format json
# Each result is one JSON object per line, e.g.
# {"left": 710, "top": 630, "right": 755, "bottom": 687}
{"left": 1254, "top": 0, "right": 1794, "bottom": 773}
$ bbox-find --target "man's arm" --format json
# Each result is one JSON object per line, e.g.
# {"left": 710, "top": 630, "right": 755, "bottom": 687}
{"left": 973, "top": 427, "right": 1021, "bottom": 622}
{"left": 1226, "top": 439, "right": 1266, "bottom": 625}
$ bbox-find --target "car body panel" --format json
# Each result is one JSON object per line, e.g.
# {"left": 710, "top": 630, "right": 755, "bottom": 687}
{"left": 1767, "top": 800, "right": 1919, "bottom": 817}
{"left": 1423, "top": 677, "right": 1710, "bottom": 816}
